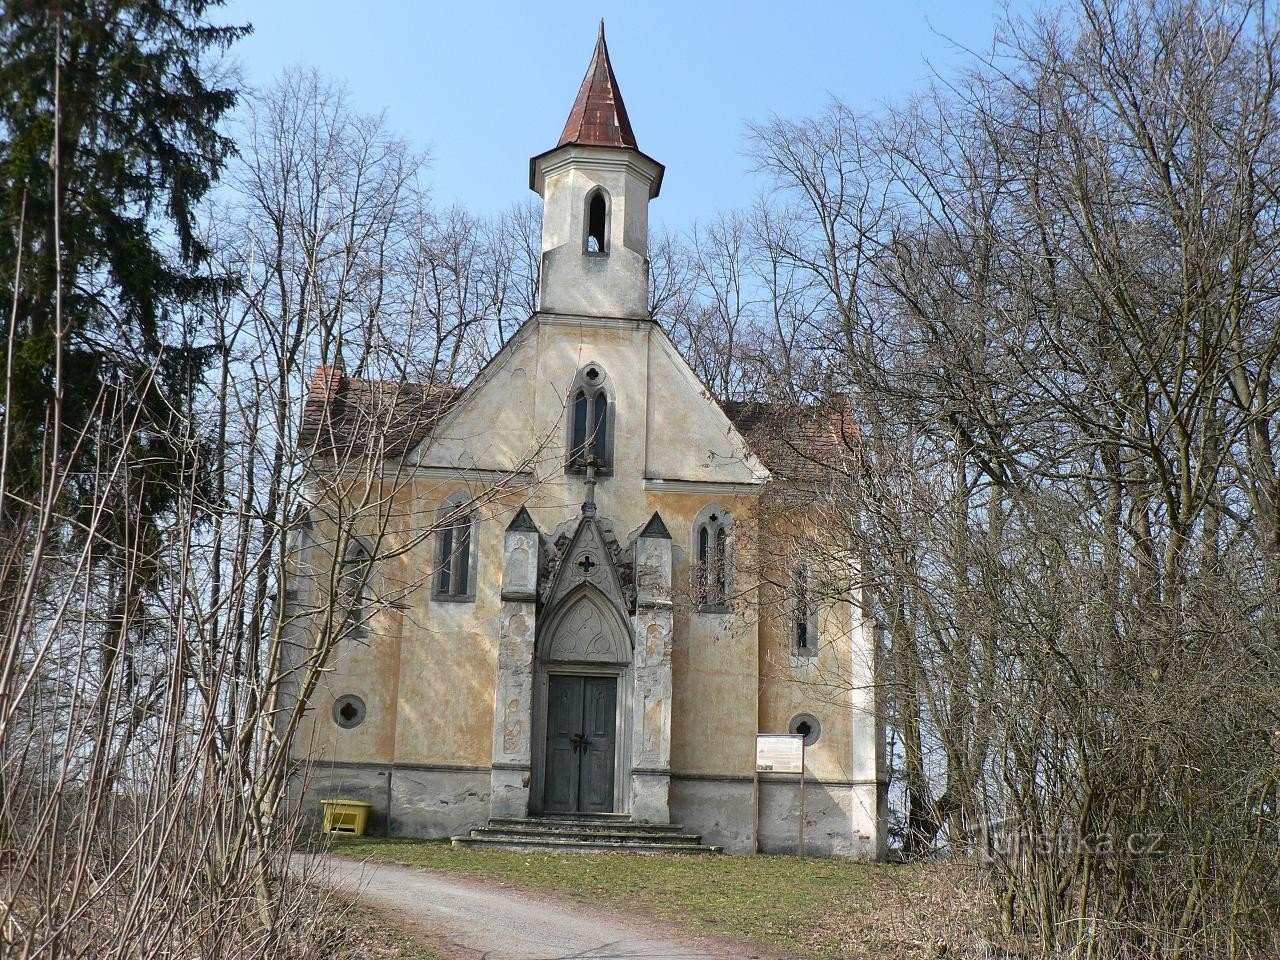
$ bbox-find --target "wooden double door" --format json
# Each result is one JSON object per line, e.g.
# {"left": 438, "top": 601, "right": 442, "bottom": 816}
{"left": 543, "top": 674, "right": 617, "bottom": 814}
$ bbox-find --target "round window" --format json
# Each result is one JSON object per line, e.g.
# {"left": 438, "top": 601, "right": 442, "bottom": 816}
{"left": 789, "top": 713, "right": 821, "bottom": 746}
{"left": 333, "top": 694, "right": 367, "bottom": 729}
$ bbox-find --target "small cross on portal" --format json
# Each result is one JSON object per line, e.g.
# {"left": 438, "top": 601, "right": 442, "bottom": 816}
{"left": 577, "top": 554, "right": 597, "bottom": 574}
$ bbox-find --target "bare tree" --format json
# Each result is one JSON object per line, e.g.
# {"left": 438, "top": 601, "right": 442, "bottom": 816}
{"left": 0, "top": 62, "right": 541, "bottom": 958}
{"left": 733, "top": 2, "right": 1280, "bottom": 955}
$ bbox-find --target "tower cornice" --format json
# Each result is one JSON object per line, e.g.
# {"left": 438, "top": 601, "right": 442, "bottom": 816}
{"left": 529, "top": 142, "right": 664, "bottom": 198}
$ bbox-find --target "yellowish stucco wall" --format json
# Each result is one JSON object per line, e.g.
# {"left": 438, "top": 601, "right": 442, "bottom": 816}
{"left": 645, "top": 491, "right": 755, "bottom": 776}
{"left": 295, "top": 315, "right": 868, "bottom": 792}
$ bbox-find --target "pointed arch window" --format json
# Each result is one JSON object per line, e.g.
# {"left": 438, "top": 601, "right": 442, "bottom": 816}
{"left": 693, "top": 506, "right": 732, "bottom": 612}
{"left": 792, "top": 562, "right": 819, "bottom": 657}
{"left": 340, "top": 539, "right": 374, "bottom": 642}
{"left": 584, "top": 187, "right": 609, "bottom": 255}
{"left": 567, "top": 364, "right": 612, "bottom": 472}
{"left": 434, "top": 493, "right": 476, "bottom": 602}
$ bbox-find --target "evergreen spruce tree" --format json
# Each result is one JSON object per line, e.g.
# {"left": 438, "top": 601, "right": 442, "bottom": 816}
{"left": 0, "top": 1, "right": 247, "bottom": 540}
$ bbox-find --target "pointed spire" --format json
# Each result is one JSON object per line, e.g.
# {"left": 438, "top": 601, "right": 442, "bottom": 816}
{"left": 506, "top": 505, "right": 539, "bottom": 533}
{"left": 558, "top": 21, "right": 638, "bottom": 150}
{"left": 640, "top": 512, "right": 671, "bottom": 540}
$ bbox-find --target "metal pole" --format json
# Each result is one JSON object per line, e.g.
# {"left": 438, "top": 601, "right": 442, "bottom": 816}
{"left": 798, "top": 740, "right": 806, "bottom": 858}
{"left": 752, "top": 768, "right": 760, "bottom": 854}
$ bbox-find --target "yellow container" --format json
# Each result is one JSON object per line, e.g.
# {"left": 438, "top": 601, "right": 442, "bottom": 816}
{"left": 320, "top": 799, "right": 372, "bottom": 835}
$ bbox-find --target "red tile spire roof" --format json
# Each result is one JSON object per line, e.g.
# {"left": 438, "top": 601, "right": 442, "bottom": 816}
{"left": 557, "top": 21, "right": 639, "bottom": 150}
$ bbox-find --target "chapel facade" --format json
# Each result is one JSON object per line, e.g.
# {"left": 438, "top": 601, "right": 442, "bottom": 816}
{"left": 284, "top": 26, "right": 886, "bottom": 857}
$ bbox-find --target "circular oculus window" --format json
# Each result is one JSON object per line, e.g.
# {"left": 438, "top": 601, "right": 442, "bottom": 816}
{"left": 789, "top": 713, "right": 821, "bottom": 746}
{"left": 333, "top": 694, "right": 367, "bottom": 729}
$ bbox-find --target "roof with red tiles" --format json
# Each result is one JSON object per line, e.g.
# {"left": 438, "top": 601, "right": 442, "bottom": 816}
{"left": 723, "top": 395, "right": 860, "bottom": 485}
{"left": 558, "top": 21, "right": 638, "bottom": 150}
{"left": 298, "top": 365, "right": 463, "bottom": 461}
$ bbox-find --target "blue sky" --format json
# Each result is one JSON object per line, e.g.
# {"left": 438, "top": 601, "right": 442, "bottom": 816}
{"left": 219, "top": 2, "right": 1019, "bottom": 232}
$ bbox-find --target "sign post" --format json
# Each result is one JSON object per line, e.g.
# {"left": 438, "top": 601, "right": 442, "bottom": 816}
{"left": 752, "top": 765, "right": 760, "bottom": 854}
{"left": 755, "top": 734, "right": 806, "bottom": 856}
{"left": 799, "top": 739, "right": 806, "bottom": 857}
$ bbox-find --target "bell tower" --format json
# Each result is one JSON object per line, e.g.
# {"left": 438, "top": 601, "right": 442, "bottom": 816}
{"left": 530, "top": 22, "right": 664, "bottom": 320}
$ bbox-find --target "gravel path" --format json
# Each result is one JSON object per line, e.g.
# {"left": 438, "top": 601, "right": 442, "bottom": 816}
{"left": 309, "top": 855, "right": 784, "bottom": 960}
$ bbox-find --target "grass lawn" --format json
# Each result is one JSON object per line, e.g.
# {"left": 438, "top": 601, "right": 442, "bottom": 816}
{"left": 328, "top": 837, "right": 995, "bottom": 960}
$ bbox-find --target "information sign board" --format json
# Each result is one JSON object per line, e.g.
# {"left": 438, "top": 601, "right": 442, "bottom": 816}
{"left": 755, "top": 734, "right": 804, "bottom": 774}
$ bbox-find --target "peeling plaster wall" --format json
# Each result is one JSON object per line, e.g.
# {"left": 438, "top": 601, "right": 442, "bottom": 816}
{"left": 756, "top": 780, "right": 879, "bottom": 858}
{"left": 668, "top": 777, "right": 755, "bottom": 853}
{"left": 294, "top": 762, "right": 491, "bottom": 839}
{"left": 757, "top": 578, "right": 862, "bottom": 783}
{"left": 416, "top": 317, "right": 761, "bottom": 532}
{"left": 670, "top": 777, "right": 882, "bottom": 858}
{"left": 643, "top": 334, "right": 765, "bottom": 485}
{"left": 389, "top": 766, "right": 491, "bottom": 837}
{"left": 391, "top": 483, "right": 514, "bottom": 769}
{"left": 755, "top": 520, "right": 883, "bottom": 790}
{"left": 656, "top": 491, "right": 759, "bottom": 778}
{"left": 288, "top": 497, "right": 406, "bottom": 769}
{"left": 412, "top": 327, "right": 542, "bottom": 471}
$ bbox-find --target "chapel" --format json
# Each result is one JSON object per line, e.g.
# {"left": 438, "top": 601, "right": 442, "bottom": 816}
{"left": 284, "top": 25, "right": 886, "bottom": 857}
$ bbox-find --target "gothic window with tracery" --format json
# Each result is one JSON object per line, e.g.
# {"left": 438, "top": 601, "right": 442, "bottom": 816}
{"left": 693, "top": 507, "right": 732, "bottom": 611}
{"left": 568, "top": 364, "right": 611, "bottom": 471}
{"left": 792, "top": 562, "right": 818, "bottom": 656}
{"left": 340, "top": 540, "right": 373, "bottom": 641}
{"left": 434, "top": 493, "right": 475, "bottom": 601}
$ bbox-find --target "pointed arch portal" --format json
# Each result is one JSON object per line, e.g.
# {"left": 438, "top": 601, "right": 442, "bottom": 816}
{"left": 532, "top": 584, "right": 633, "bottom": 815}
{"left": 491, "top": 509, "right": 673, "bottom": 825}
{"left": 542, "top": 586, "right": 630, "bottom": 663}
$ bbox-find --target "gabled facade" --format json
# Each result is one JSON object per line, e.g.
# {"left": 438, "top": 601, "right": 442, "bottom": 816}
{"left": 285, "top": 25, "right": 886, "bottom": 857}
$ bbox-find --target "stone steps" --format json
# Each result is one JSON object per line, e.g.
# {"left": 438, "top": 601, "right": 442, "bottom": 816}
{"left": 453, "top": 836, "right": 721, "bottom": 855}
{"left": 486, "top": 816, "right": 689, "bottom": 835}
{"left": 474, "top": 828, "right": 706, "bottom": 845}
{"left": 451, "top": 816, "right": 722, "bottom": 855}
